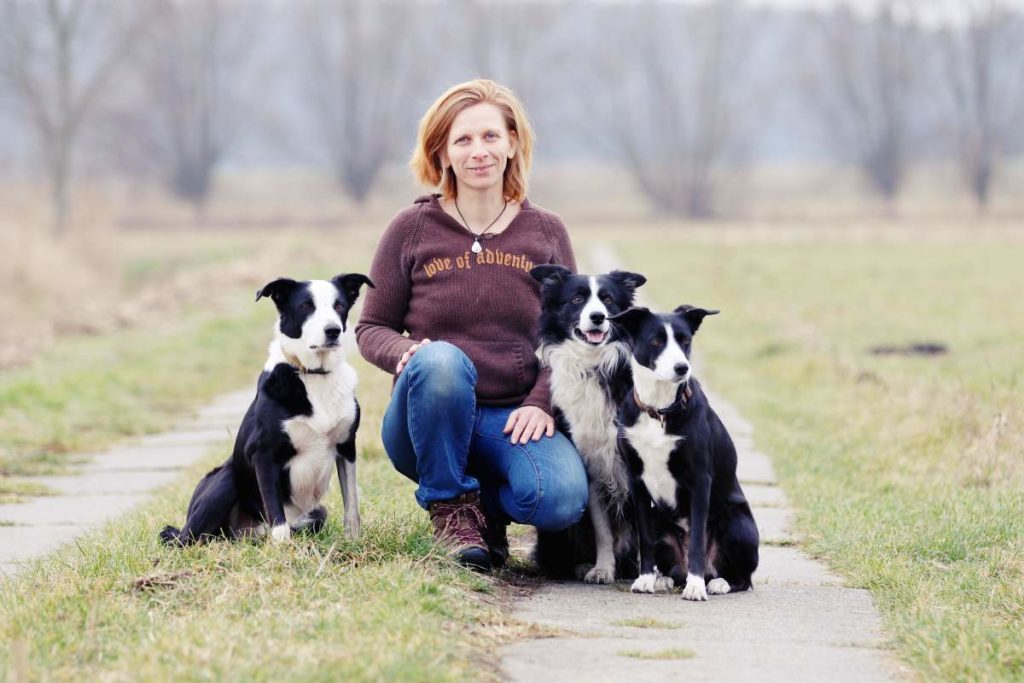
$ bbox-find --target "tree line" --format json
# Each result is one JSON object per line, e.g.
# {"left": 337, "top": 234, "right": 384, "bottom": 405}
{"left": 1, "top": 0, "right": 1022, "bottom": 236}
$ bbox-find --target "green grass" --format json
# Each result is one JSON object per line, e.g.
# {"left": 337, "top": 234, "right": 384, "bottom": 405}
{"left": 611, "top": 232, "right": 1024, "bottom": 681}
{"left": 617, "top": 647, "right": 695, "bottom": 660}
{"left": 613, "top": 617, "right": 681, "bottom": 630}
{"left": 0, "top": 289, "right": 268, "bottom": 483}
{"left": 0, "top": 446, "right": 519, "bottom": 681}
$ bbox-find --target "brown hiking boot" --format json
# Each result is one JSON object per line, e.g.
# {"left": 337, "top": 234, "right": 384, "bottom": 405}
{"left": 428, "top": 491, "right": 492, "bottom": 572}
{"left": 483, "top": 514, "right": 510, "bottom": 569}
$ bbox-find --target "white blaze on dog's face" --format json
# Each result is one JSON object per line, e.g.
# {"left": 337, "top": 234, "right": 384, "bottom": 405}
{"left": 256, "top": 274, "right": 373, "bottom": 371}
{"left": 613, "top": 306, "right": 719, "bottom": 407}
{"left": 530, "top": 266, "right": 647, "bottom": 348}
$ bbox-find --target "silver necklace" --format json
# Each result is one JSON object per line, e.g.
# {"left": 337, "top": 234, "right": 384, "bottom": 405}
{"left": 454, "top": 198, "right": 508, "bottom": 253}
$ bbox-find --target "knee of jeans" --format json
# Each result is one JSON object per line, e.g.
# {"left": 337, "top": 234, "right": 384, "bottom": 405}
{"left": 532, "top": 475, "right": 588, "bottom": 532}
{"left": 406, "top": 341, "right": 476, "bottom": 400}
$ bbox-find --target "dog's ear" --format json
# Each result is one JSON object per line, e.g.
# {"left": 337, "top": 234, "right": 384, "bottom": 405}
{"left": 608, "top": 270, "right": 647, "bottom": 291}
{"left": 529, "top": 264, "right": 571, "bottom": 285}
{"left": 609, "top": 306, "right": 651, "bottom": 340}
{"left": 256, "top": 277, "right": 298, "bottom": 304}
{"left": 331, "top": 273, "right": 375, "bottom": 303}
{"left": 673, "top": 305, "right": 720, "bottom": 333}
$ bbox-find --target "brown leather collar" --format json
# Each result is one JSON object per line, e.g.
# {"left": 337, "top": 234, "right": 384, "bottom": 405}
{"left": 633, "top": 383, "right": 693, "bottom": 425}
{"left": 283, "top": 350, "right": 331, "bottom": 376}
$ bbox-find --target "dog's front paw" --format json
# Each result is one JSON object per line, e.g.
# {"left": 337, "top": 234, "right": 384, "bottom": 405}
{"left": 655, "top": 576, "right": 675, "bottom": 592}
{"left": 631, "top": 573, "right": 659, "bottom": 593}
{"left": 707, "top": 578, "right": 731, "bottom": 595}
{"left": 270, "top": 524, "right": 291, "bottom": 543}
{"left": 344, "top": 514, "right": 361, "bottom": 539}
{"left": 584, "top": 565, "right": 615, "bottom": 584}
{"left": 682, "top": 574, "right": 708, "bottom": 601}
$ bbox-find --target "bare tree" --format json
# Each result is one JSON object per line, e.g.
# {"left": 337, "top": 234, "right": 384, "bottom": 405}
{"left": 807, "top": 2, "right": 922, "bottom": 202}
{"left": 602, "top": 0, "right": 760, "bottom": 218}
{"left": 299, "top": 0, "right": 422, "bottom": 203}
{"left": 938, "top": 1, "right": 1024, "bottom": 209}
{"left": 102, "top": 0, "right": 257, "bottom": 213}
{"left": 0, "top": 0, "right": 155, "bottom": 236}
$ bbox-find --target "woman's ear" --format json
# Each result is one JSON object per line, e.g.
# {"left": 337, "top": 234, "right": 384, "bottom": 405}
{"left": 508, "top": 129, "right": 517, "bottom": 159}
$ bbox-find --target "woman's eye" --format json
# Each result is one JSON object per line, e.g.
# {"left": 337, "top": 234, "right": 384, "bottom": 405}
{"left": 572, "top": 296, "right": 584, "bottom": 305}
{"left": 485, "top": 131, "right": 498, "bottom": 140}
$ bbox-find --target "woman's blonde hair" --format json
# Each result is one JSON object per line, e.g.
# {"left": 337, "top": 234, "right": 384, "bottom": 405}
{"left": 409, "top": 79, "right": 534, "bottom": 202}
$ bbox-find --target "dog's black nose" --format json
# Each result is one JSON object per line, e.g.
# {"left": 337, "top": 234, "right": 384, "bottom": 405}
{"left": 590, "top": 311, "right": 605, "bottom": 325}
{"left": 674, "top": 363, "right": 690, "bottom": 376}
{"left": 324, "top": 326, "right": 341, "bottom": 341}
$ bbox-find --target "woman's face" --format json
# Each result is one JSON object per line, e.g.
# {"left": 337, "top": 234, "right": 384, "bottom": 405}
{"left": 440, "top": 102, "right": 517, "bottom": 196}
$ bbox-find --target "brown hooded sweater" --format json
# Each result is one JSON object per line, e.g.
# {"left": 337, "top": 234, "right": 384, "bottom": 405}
{"left": 355, "top": 194, "right": 577, "bottom": 412}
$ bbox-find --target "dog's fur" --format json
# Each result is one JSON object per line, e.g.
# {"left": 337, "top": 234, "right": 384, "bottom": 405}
{"left": 529, "top": 265, "right": 646, "bottom": 583}
{"left": 612, "top": 306, "right": 759, "bottom": 600}
{"left": 160, "top": 273, "right": 373, "bottom": 546}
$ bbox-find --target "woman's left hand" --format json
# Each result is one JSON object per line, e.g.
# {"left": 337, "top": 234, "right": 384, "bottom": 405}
{"left": 503, "top": 406, "right": 556, "bottom": 444}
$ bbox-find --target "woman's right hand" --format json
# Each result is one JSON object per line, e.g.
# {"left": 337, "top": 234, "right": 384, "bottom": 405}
{"left": 395, "top": 338, "right": 431, "bottom": 375}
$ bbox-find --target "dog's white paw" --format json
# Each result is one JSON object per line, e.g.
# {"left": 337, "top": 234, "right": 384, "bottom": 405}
{"left": 631, "top": 573, "right": 659, "bottom": 593}
{"left": 682, "top": 574, "right": 708, "bottom": 601}
{"left": 584, "top": 565, "right": 615, "bottom": 584}
{"left": 344, "top": 514, "right": 361, "bottom": 539}
{"left": 707, "top": 578, "right": 731, "bottom": 595}
{"left": 270, "top": 524, "right": 291, "bottom": 543}
{"left": 655, "top": 576, "right": 675, "bottom": 592}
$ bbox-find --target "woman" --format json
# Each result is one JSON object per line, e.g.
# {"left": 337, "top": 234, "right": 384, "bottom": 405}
{"left": 355, "top": 79, "right": 588, "bottom": 571}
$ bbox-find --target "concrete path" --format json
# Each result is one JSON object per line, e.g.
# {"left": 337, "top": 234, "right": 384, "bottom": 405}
{"left": 497, "top": 248, "right": 906, "bottom": 681}
{"left": 0, "top": 390, "right": 252, "bottom": 576}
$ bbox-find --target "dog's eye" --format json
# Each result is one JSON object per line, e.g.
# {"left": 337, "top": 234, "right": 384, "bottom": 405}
{"left": 572, "top": 295, "right": 584, "bottom": 305}
{"left": 300, "top": 301, "right": 315, "bottom": 313}
{"left": 650, "top": 337, "right": 663, "bottom": 348}
{"left": 601, "top": 296, "right": 614, "bottom": 305}
{"left": 334, "top": 302, "right": 346, "bottom": 312}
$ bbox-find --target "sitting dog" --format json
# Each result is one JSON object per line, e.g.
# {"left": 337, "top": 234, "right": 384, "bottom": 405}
{"left": 612, "top": 305, "right": 759, "bottom": 600}
{"left": 529, "top": 265, "right": 646, "bottom": 583}
{"left": 160, "top": 273, "right": 373, "bottom": 546}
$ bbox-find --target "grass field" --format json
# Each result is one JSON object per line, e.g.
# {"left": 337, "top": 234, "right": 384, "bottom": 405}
{"left": 608, "top": 229, "right": 1024, "bottom": 681}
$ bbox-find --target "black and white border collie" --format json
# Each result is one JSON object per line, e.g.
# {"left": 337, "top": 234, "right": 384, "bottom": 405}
{"left": 529, "top": 265, "right": 646, "bottom": 583}
{"left": 612, "top": 306, "right": 759, "bottom": 600}
{"left": 160, "top": 273, "right": 374, "bottom": 546}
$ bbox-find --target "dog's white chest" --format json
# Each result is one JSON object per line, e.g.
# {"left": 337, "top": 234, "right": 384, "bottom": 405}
{"left": 625, "top": 415, "right": 681, "bottom": 510}
{"left": 547, "top": 348, "right": 627, "bottom": 498}
{"left": 281, "top": 364, "right": 358, "bottom": 513}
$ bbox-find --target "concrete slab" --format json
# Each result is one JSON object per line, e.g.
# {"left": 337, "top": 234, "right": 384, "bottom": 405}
{"left": 136, "top": 428, "right": 232, "bottom": 449}
{"left": 80, "top": 444, "right": 216, "bottom": 472}
{"left": 503, "top": 636, "right": 895, "bottom": 683}
{"left": 0, "top": 525, "right": 82, "bottom": 563}
{"left": 0, "top": 494, "right": 147, "bottom": 527}
{"left": 753, "top": 506, "right": 794, "bottom": 545}
{"left": 22, "top": 469, "right": 181, "bottom": 496}
{"left": 742, "top": 483, "right": 788, "bottom": 508}
{"left": 736, "top": 450, "right": 778, "bottom": 486}
{"left": 755, "top": 546, "right": 845, "bottom": 588}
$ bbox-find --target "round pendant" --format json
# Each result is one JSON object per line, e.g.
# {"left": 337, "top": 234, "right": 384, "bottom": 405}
{"left": 471, "top": 239, "right": 483, "bottom": 253}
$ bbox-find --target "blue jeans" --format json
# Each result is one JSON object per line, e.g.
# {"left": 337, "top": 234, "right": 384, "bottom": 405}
{"left": 381, "top": 341, "right": 588, "bottom": 531}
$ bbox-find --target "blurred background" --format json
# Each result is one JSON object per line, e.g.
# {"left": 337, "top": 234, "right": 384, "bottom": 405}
{"left": 1, "top": 0, "right": 1022, "bottom": 369}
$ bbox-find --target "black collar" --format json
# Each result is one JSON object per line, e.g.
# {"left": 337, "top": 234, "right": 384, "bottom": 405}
{"left": 633, "top": 383, "right": 693, "bottom": 426}
{"left": 301, "top": 367, "right": 331, "bottom": 375}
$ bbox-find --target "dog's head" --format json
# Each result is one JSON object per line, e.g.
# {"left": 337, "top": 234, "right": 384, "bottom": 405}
{"left": 530, "top": 265, "right": 646, "bottom": 347}
{"left": 256, "top": 273, "right": 374, "bottom": 368}
{"left": 611, "top": 305, "right": 718, "bottom": 384}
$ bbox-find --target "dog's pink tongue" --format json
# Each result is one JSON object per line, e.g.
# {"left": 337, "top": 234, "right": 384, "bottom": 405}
{"left": 586, "top": 330, "right": 605, "bottom": 343}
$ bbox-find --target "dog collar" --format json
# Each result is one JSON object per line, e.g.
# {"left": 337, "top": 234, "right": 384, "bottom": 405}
{"left": 633, "top": 383, "right": 693, "bottom": 425}
{"left": 282, "top": 350, "right": 331, "bottom": 376}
